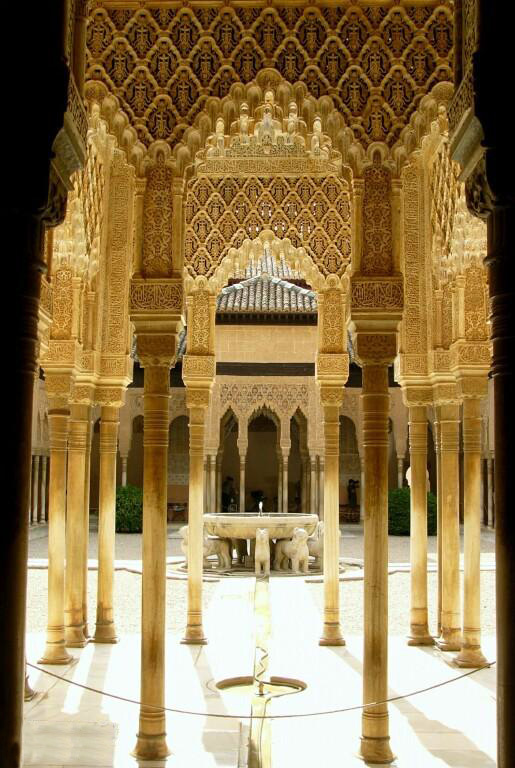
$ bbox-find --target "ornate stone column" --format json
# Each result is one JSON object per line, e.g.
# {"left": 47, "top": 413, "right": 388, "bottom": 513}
{"left": 360, "top": 455, "right": 365, "bottom": 520}
{"left": 487, "top": 453, "right": 494, "bottom": 527}
{"left": 64, "top": 399, "right": 90, "bottom": 647}
{"left": 31, "top": 455, "right": 39, "bottom": 525}
{"left": 319, "top": 456, "right": 325, "bottom": 520}
{"left": 120, "top": 455, "right": 128, "bottom": 487}
{"left": 209, "top": 455, "right": 217, "bottom": 515}
{"left": 435, "top": 402, "right": 462, "bottom": 652}
{"left": 39, "top": 389, "right": 73, "bottom": 665}
{"left": 133, "top": 334, "right": 175, "bottom": 760}
{"left": 277, "top": 450, "right": 283, "bottom": 512}
{"left": 356, "top": 334, "right": 396, "bottom": 765}
{"left": 239, "top": 452, "right": 246, "bottom": 513}
{"left": 281, "top": 448, "right": 289, "bottom": 514}
{"left": 94, "top": 402, "right": 120, "bottom": 644}
{"left": 203, "top": 457, "right": 208, "bottom": 512}
{"left": 184, "top": 388, "right": 210, "bottom": 644}
{"left": 407, "top": 404, "right": 433, "bottom": 645}
{"left": 457, "top": 393, "right": 487, "bottom": 667}
{"left": 434, "top": 416, "right": 443, "bottom": 635}
{"left": 216, "top": 453, "right": 222, "bottom": 513}
{"left": 82, "top": 408, "right": 93, "bottom": 640}
{"left": 397, "top": 456, "right": 405, "bottom": 488}
{"left": 40, "top": 454, "right": 48, "bottom": 523}
{"left": 310, "top": 455, "right": 316, "bottom": 514}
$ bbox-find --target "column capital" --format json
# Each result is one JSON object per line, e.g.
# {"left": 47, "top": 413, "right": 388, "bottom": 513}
{"left": 402, "top": 386, "right": 433, "bottom": 408}
{"left": 319, "top": 385, "right": 344, "bottom": 408}
{"left": 354, "top": 332, "right": 397, "bottom": 366}
{"left": 136, "top": 333, "right": 177, "bottom": 369}
{"left": 432, "top": 381, "right": 461, "bottom": 406}
{"left": 316, "top": 353, "right": 349, "bottom": 387}
{"left": 69, "top": 381, "right": 95, "bottom": 407}
{"left": 185, "top": 387, "right": 211, "bottom": 410}
{"left": 96, "top": 385, "right": 126, "bottom": 409}
{"left": 455, "top": 375, "right": 489, "bottom": 400}
{"left": 44, "top": 371, "right": 74, "bottom": 411}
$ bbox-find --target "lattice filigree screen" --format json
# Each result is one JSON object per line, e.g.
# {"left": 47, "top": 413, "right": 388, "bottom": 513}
{"left": 184, "top": 174, "right": 351, "bottom": 279}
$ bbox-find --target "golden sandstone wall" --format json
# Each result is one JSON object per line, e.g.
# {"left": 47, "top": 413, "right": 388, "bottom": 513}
{"left": 215, "top": 325, "right": 317, "bottom": 363}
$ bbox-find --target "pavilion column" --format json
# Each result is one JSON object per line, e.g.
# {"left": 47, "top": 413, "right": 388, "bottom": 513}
{"left": 319, "top": 389, "right": 345, "bottom": 646}
{"left": 239, "top": 453, "right": 246, "bottom": 513}
{"left": 281, "top": 449, "right": 289, "bottom": 514}
{"left": 203, "top": 457, "right": 208, "bottom": 512}
{"left": 436, "top": 403, "right": 462, "bottom": 652}
{"left": 39, "top": 406, "right": 73, "bottom": 665}
{"left": 184, "top": 388, "right": 210, "bottom": 644}
{"left": 120, "top": 454, "right": 128, "bottom": 487}
{"left": 457, "top": 395, "right": 487, "bottom": 667}
{"left": 487, "top": 454, "right": 494, "bottom": 527}
{"left": 94, "top": 404, "right": 120, "bottom": 644}
{"left": 407, "top": 405, "right": 432, "bottom": 646}
{"left": 319, "top": 457, "right": 325, "bottom": 520}
{"left": 277, "top": 450, "right": 283, "bottom": 512}
{"left": 133, "top": 336, "right": 175, "bottom": 760}
{"left": 31, "top": 455, "right": 40, "bottom": 525}
{"left": 216, "top": 453, "right": 222, "bottom": 513}
{"left": 434, "top": 415, "right": 443, "bottom": 635}
{"left": 360, "top": 455, "right": 365, "bottom": 520}
{"left": 397, "top": 455, "right": 405, "bottom": 488}
{"left": 310, "top": 455, "right": 316, "bottom": 514}
{"left": 40, "top": 455, "right": 48, "bottom": 523}
{"left": 358, "top": 361, "right": 394, "bottom": 763}
{"left": 209, "top": 455, "right": 217, "bottom": 514}
{"left": 82, "top": 410, "right": 93, "bottom": 640}
{"left": 64, "top": 401, "right": 90, "bottom": 647}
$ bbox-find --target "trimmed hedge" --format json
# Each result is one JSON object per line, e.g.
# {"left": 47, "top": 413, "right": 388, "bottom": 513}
{"left": 115, "top": 485, "right": 143, "bottom": 533}
{"left": 388, "top": 486, "right": 437, "bottom": 536}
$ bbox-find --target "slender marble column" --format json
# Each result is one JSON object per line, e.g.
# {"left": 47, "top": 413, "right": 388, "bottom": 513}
{"left": 434, "top": 417, "right": 443, "bottom": 635}
{"left": 407, "top": 406, "right": 433, "bottom": 646}
{"left": 457, "top": 397, "right": 487, "bottom": 667}
{"left": 40, "top": 455, "right": 48, "bottom": 523}
{"left": 184, "top": 391, "right": 209, "bottom": 644}
{"left": 120, "top": 455, "right": 128, "bottom": 487}
{"left": 209, "top": 455, "right": 217, "bottom": 515}
{"left": 397, "top": 456, "right": 404, "bottom": 488}
{"left": 319, "top": 394, "right": 345, "bottom": 646}
{"left": 203, "top": 457, "right": 208, "bottom": 512}
{"left": 31, "top": 456, "right": 39, "bottom": 525}
{"left": 133, "top": 360, "right": 172, "bottom": 760}
{"left": 360, "top": 457, "right": 365, "bottom": 520}
{"left": 436, "top": 404, "right": 461, "bottom": 651}
{"left": 39, "top": 412, "right": 73, "bottom": 664}
{"left": 487, "top": 455, "right": 494, "bottom": 527}
{"left": 359, "top": 364, "right": 394, "bottom": 763}
{"left": 282, "top": 450, "right": 289, "bottom": 514}
{"left": 319, "top": 457, "right": 325, "bottom": 521}
{"left": 239, "top": 453, "right": 246, "bottom": 513}
{"left": 310, "top": 456, "right": 316, "bottom": 514}
{"left": 94, "top": 406, "right": 119, "bottom": 644}
{"left": 64, "top": 403, "right": 89, "bottom": 647}
{"left": 216, "top": 453, "right": 222, "bottom": 513}
{"left": 277, "top": 452, "right": 283, "bottom": 513}
{"left": 82, "top": 411, "right": 93, "bottom": 639}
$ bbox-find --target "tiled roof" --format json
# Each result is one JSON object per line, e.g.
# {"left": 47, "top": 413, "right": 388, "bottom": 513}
{"left": 217, "top": 274, "right": 317, "bottom": 313}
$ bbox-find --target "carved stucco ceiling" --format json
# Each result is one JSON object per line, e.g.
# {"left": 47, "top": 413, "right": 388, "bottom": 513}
{"left": 86, "top": 3, "right": 453, "bottom": 151}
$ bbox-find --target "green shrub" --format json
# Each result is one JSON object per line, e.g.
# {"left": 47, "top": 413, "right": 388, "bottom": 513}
{"left": 115, "top": 485, "right": 143, "bottom": 533}
{"left": 388, "top": 486, "right": 437, "bottom": 536}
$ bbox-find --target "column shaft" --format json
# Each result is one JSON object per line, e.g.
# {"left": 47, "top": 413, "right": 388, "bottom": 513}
{"left": 184, "top": 401, "right": 207, "bottom": 644}
{"left": 82, "top": 412, "right": 92, "bottom": 639}
{"left": 319, "top": 457, "right": 325, "bottom": 521}
{"left": 39, "top": 413, "right": 73, "bottom": 664}
{"left": 436, "top": 404, "right": 461, "bottom": 651}
{"left": 359, "top": 365, "right": 394, "bottom": 763}
{"left": 31, "top": 456, "right": 39, "bottom": 524}
{"left": 320, "top": 401, "right": 344, "bottom": 646}
{"left": 94, "top": 406, "right": 119, "bottom": 643}
{"left": 64, "top": 403, "right": 89, "bottom": 647}
{"left": 209, "top": 455, "right": 216, "bottom": 514}
{"left": 407, "top": 406, "right": 432, "bottom": 645}
{"left": 121, "top": 455, "right": 128, "bottom": 487}
{"left": 216, "top": 454, "right": 222, "bottom": 514}
{"left": 434, "top": 418, "right": 443, "bottom": 635}
{"left": 40, "top": 455, "right": 48, "bottom": 523}
{"left": 310, "top": 457, "right": 316, "bottom": 514}
{"left": 397, "top": 456, "right": 404, "bottom": 488}
{"left": 239, "top": 454, "right": 246, "bottom": 513}
{"left": 282, "top": 452, "right": 289, "bottom": 514}
{"left": 134, "top": 366, "right": 170, "bottom": 759}
{"left": 487, "top": 456, "right": 494, "bottom": 527}
{"left": 457, "top": 398, "right": 486, "bottom": 667}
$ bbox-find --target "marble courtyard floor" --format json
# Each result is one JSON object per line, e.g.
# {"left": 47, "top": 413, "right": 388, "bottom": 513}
{"left": 23, "top": 525, "right": 496, "bottom": 767}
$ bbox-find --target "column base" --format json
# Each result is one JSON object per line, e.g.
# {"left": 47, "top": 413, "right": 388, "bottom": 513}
{"left": 25, "top": 674, "right": 37, "bottom": 702}
{"left": 319, "top": 622, "right": 346, "bottom": 646}
{"left": 436, "top": 629, "right": 461, "bottom": 652}
{"left": 93, "top": 621, "right": 119, "bottom": 644}
{"left": 65, "top": 624, "right": 88, "bottom": 648}
{"left": 358, "top": 737, "right": 395, "bottom": 764}
{"left": 132, "top": 733, "right": 170, "bottom": 761}
{"left": 455, "top": 645, "right": 488, "bottom": 668}
{"left": 38, "top": 641, "right": 73, "bottom": 666}
{"left": 181, "top": 625, "right": 208, "bottom": 645}
{"left": 407, "top": 624, "right": 434, "bottom": 646}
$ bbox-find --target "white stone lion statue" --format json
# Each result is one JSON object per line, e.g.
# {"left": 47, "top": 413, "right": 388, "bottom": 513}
{"left": 254, "top": 528, "right": 270, "bottom": 577}
{"left": 273, "top": 527, "right": 309, "bottom": 574}
{"left": 180, "top": 526, "right": 232, "bottom": 570}
{"left": 307, "top": 520, "right": 324, "bottom": 568}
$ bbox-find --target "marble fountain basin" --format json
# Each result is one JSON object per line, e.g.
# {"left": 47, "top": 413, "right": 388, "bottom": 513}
{"left": 204, "top": 513, "right": 319, "bottom": 540}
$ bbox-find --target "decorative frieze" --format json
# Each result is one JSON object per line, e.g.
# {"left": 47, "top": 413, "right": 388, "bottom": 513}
{"left": 130, "top": 279, "right": 183, "bottom": 312}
